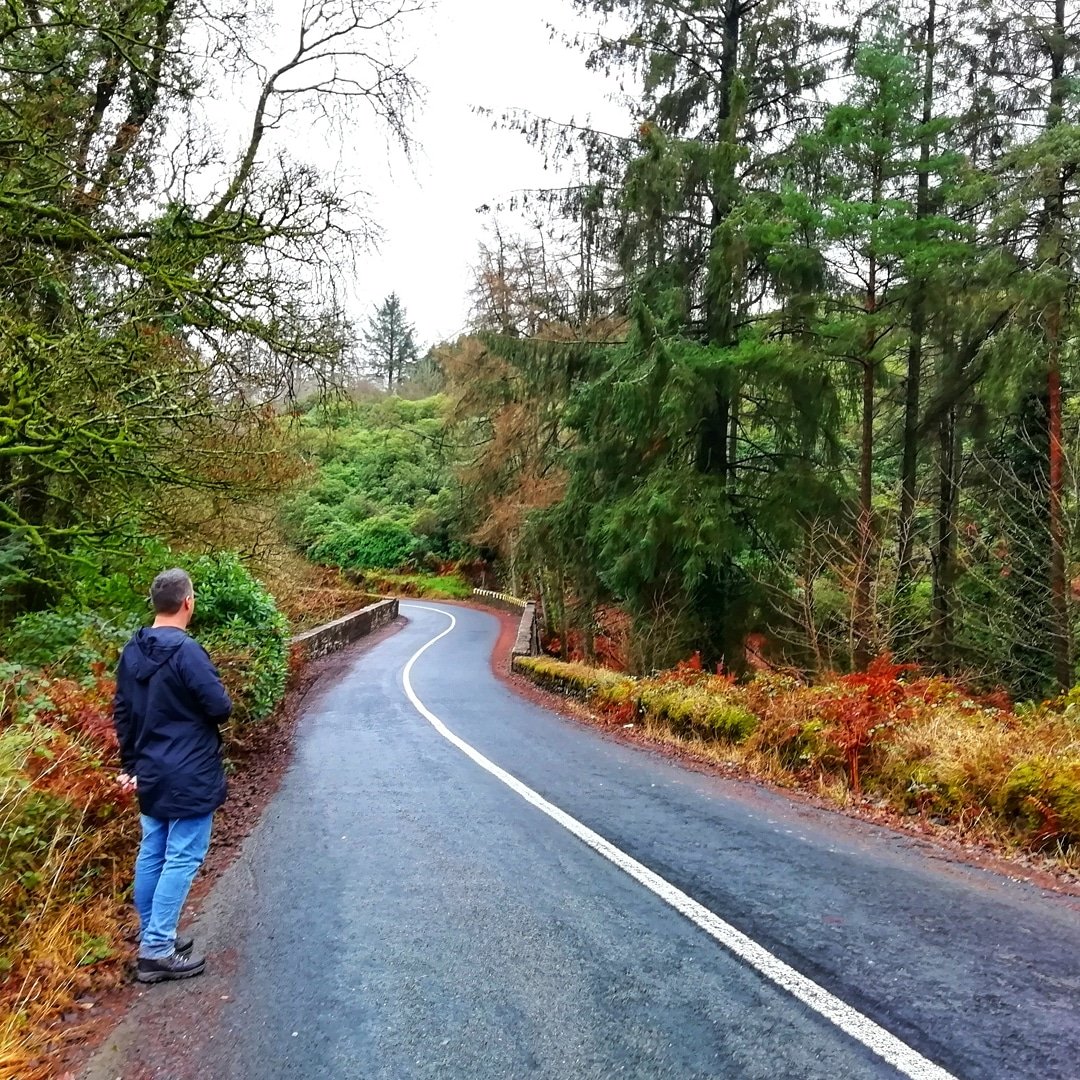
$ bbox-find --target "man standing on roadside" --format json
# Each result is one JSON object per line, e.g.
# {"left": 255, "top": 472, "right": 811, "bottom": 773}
{"left": 113, "top": 568, "right": 233, "bottom": 984}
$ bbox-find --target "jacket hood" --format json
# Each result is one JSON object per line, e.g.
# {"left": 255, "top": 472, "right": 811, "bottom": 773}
{"left": 127, "top": 626, "right": 186, "bottom": 682}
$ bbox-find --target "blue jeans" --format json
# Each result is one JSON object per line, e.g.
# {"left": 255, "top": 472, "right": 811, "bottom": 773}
{"left": 134, "top": 813, "right": 213, "bottom": 959}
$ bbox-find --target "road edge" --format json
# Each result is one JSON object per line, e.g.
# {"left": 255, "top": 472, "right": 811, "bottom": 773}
{"left": 482, "top": 612, "right": 1080, "bottom": 903}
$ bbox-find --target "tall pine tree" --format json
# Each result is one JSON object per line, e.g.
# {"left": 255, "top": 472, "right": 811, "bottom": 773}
{"left": 363, "top": 293, "right": 420, "bottom": 393}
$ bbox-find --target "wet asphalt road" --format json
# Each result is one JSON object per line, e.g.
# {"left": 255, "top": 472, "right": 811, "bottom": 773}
{"left": 85, "top": 603, "right": 1080, "bottom": 1080}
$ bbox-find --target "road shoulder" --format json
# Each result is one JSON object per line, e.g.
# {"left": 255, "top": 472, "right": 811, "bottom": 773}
{"left": 65, "top": 616, "right": 407, "bottom": 1080}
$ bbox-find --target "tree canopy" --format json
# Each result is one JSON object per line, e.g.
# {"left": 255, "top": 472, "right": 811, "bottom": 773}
{"left": 0, "top": 0, "right": 419, "bottom": 601}
{"left": 442, "top": 0, "right": 1080, "bottom": 698}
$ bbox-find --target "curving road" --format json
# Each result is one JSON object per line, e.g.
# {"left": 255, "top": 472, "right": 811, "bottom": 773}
{"left": 85, "top": 603, "right": 1080, "bottom": 1080}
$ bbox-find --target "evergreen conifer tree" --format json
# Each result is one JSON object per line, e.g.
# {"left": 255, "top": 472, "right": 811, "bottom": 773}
{"left": 363, "top": 294, "right": 420, "bottom": 393}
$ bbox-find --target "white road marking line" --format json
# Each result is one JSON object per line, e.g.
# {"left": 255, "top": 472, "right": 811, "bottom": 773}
{"left": 400, "top": 603, "right": 958, "bottom": 1080}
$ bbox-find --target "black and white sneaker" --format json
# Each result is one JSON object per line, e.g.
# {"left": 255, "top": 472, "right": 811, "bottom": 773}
{"left": 136, "top": 950, "right": 206, "bottom": 984}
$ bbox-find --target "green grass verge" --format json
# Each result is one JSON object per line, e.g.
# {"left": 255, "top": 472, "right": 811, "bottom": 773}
{"left": 360, "top": 571, "right": 473, "bottom": 601}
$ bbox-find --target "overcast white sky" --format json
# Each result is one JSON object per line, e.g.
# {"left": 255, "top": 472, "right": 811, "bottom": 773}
{"left": 324, "top": 0, "right": 628, "bottom": 346}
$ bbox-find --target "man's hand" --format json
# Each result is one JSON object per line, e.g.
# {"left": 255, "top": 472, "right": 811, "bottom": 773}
{"left": 117, "top": 772, "right": 138, "bottom": 794}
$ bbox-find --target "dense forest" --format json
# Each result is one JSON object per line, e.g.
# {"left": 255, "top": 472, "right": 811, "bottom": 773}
{"left": 431, "top": 0, "right": 1080, "bottom": 700}
{"left": 0, "top": 0, "right": 414, "bottom": 618}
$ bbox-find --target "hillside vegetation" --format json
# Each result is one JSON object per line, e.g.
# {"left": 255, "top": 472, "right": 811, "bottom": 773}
{"left": 282, "top": 396, "right": 465, "bottom": 575}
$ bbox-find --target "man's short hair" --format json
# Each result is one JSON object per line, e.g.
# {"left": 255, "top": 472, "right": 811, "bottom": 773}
{"left": 150, "top": 568, "right": 194, "bottom": 615}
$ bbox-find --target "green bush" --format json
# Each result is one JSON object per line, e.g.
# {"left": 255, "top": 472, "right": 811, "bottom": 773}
{"left": 191, "top": 553, "right": 280, "bottom": 633}
{"left": 62, "top": 536, "right": 173, "bottom": 618}
{"left": 1, "top": 611, "right": 129, "bottom": 674}
{"left": 638, "top": 686, "right": 695, "bottom": 732}
{"left": 309, "top": 517, "right": 417, "bottom": 572}
{"left": 513, "top": 656, "right": 631, "bottom": 697}
{"left": 703, "top": 703, "right": 758, "bottom": 742}
{"left": 2, "top": 547, "right": 291, "bottom": 723}
{"left": 996, "top": 757, "right": 1080, "bottom": 844}
{"left": 1, "top": 537, "right": 175, "bottom": 672}
{"left": 281, "top": 498, "right": 345, "bottom": 550}
{"left": 189, "top": 553, "right": 290, "bottom": 722}
{"left": 594, "top": 680, "right": 636, "bottom": 707}
{"left": 281, "top": 394, "right": 472, "bottom": 572}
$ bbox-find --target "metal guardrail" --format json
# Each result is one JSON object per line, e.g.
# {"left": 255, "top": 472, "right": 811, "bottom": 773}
{"left": 472, "top": 588, "right": 528, "bottom": 609}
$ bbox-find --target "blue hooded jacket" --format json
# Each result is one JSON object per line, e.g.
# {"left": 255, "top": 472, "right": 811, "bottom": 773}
{"left": 113, "top": 626, "right": 233, "bottom": 820}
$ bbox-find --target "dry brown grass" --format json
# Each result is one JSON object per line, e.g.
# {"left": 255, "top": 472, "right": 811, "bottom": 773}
{"left": 247, "top": 549, "right": 372, "bottom": 633}
{"left": 0, "top": 818, "right": 133, "bottom": 1080}
{"left": 0, "top": 696, "right": 136, "bottom": 1079}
